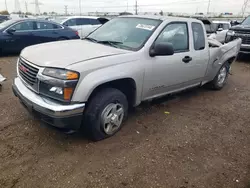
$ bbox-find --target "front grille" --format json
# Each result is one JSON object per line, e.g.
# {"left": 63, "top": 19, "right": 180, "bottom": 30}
{"left": 18, "top": 58, "right": 39, "bottom": 86}
{"left": 234, "top": 30, "right": 250, "bottom": 34}
{"left": 233, "top": 34, "right": 250, "bottom": 45}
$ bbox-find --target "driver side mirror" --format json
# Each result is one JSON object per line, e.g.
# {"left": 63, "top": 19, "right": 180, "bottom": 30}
{"left": 150, "top": 42, "right": 174, "bottom": 57}
{"left": 7, "top": 28, "right": 16, "bottom": 34}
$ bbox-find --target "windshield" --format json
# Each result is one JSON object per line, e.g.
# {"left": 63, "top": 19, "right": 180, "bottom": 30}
{"left": 241, "top": 16, "right": 250, "bottom": 25}
{"left": 52, "top": 17, "right": 67, "bottom": 24}
{"left": 0, "top": 19, "right": 16, "bottom": 29}
{"left": 87, "top": 17, "right": 162, "bottom": 50}
{"left": 204, "top": 24, "right": 215, "bottom": 33}
{"left": 213, "top": 23, "right": 230, "bottom": 30}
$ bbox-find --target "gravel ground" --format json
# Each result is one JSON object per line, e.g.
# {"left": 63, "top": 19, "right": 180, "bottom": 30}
{"left": 0, "top": 55, "right": 250, "bottom": 188}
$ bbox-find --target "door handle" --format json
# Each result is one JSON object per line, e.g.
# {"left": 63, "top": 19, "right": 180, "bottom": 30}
{"left": 182, "top": 56, "right": 192, "bottom": 63}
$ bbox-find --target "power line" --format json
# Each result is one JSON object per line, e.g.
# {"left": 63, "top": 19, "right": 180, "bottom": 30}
{"left": 241, "top": 0, "right": 249, "bottom": 17}
{"left": 31, "top": 0, "right": 41, "bottom": 15}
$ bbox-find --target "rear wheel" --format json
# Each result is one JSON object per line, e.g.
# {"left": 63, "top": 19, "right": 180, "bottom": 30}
{"left": 208, "top": 62, "right": 230, "bottom": 90}
{"left": 82, "top": 88, "right": 128, "bottom": 141}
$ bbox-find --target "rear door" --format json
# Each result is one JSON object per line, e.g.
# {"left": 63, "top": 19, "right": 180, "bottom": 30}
{"left": 4, "top": 21, "right": 36, "bottom": 52}
{"left": 33, "top": 21, "right": 63, "bottom": 43}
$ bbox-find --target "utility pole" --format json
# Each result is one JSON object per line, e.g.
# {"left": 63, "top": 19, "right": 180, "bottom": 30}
{"left": 25, "top": 1, "right": 28, "bottom": 13}
{"left": 5, "top": 0, "right": 8, "bottom": 11}
{"left": 127, "top": 0, "right": 129, "bottom": 12}
{"left": 65, "top": 5, "right": 68, "bottom": 15}
{"left": 31, "top": 0, "right": 41, "bottom": 15}
{"left": 79, "top": 0, "right": 82, "bottom": 15}
{"left": 207, "top": 0, "right": 211, "bottom": 15}
{"left": 242, "top": 0, "right": 250, "bottom": 17}
{"left": 135, "top": 0, "right": 138, "bottom": 15}
{"left": 15, "top": 0, "right": 21, "bottom": 13}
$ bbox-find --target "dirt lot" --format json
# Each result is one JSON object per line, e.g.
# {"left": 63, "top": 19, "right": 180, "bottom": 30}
{"left": 0, "top": 56, "right": 250, "bottom": 188}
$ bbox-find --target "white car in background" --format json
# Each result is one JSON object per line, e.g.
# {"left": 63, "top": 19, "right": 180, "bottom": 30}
{"left": 53, "top": 16, "right": 109, "bottom": 38}
{"left": 211, "top": 21, "right": 231, "bottom": 43}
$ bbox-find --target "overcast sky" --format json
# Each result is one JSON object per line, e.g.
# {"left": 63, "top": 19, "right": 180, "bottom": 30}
{"left": 0, "top": 0, "right": 248, "bottom": 14}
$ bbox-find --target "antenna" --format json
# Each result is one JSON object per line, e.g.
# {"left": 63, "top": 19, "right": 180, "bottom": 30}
{"left": 242, "top": 0, "right": 250, "bottom": 17}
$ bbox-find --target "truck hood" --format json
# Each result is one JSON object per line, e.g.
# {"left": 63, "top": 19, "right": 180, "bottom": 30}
{"left": 230, "top": 24, "right": 250, "bottom": 31}
{"left": 21, "top": 40, "right": 130, "bottom": 68}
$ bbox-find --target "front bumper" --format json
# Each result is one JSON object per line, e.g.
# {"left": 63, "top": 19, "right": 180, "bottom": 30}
{"left": 239, "top": 44, "right": 250, "bottom": 54}
{"left": 12, "top": 77, "right": 85, "bottom": 130}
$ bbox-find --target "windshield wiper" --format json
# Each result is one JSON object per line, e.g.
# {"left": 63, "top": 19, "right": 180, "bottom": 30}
{"left": 97, "top": 40, "right": 123, "bottom": 48}
{"left": 83, "top": 37, "right": 98, "bottom": 43}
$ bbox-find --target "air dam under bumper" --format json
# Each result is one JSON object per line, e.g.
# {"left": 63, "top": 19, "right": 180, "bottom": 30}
{"left": 12, "top": 77, "right": 85, "bottom": 130}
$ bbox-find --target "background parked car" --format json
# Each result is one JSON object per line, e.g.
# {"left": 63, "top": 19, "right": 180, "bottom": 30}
{"left": 53, "top": 16, "right": 109, "bottom": 38}
{"left": 0, "top": 19, "right": 80, "bottom": 54}
{"left": 0, "top": 15, "right": 10, "bottom": 23}
{"left": 212, "top": 21, "right": 231, "bottom": 43}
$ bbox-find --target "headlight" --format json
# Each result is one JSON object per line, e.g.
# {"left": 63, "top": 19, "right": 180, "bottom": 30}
{"left": 227, "top": 30, "right": 235, "bottom": 36}
{"left": 43, "top": 68, "right": 79, "bottom": 80}
{"left": 40, "top": 68, "right": 79, "bottom": 102}
{"left": 225, "top": 30, "right": 235, "bottom": 43}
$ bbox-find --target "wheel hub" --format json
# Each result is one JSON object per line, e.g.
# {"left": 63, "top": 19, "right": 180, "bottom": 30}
{"left": 101, "top": 103, "right": 124, "bottom": 135}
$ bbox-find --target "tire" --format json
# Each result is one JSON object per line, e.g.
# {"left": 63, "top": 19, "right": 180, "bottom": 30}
{"left": 82, "top": 88, "right": 128, "bottom": 141}
{"left": 208, "top": 62, "right": 230, "bottom": 90}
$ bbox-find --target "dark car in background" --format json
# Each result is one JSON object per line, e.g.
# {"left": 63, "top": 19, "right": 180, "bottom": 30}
{"left": 0, "top": 19, "right": 80, "bottom": 54}
{"left": 226, "top": 16, "right": 250, "bottom": 54}
{"left": 0, "top": 15, "right": 10, "bottom": 23}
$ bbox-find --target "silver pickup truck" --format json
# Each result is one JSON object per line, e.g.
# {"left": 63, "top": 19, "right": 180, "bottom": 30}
{"left": 13, "top": 16, "right": 241, "bottom": 141}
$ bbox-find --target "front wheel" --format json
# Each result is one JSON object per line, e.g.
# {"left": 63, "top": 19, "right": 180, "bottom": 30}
{"left": 82, "top": 88, "right": 128, "bottom": 141}
{"left": 208, "top": 62, "right": 230, "bottom": 90}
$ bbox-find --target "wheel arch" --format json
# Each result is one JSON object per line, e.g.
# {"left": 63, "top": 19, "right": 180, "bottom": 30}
{"left": 87, "top": 78, "right": 137, "bottom": 108}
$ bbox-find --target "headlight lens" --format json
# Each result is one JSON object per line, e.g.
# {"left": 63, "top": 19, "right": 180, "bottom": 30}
{"left": 40, "top": 68, "right": 79, "bottom": 102}
{"left": 227, "top": 30, "right": 235, "bottom": 36}
{"left": 225, "top": 30, "right": 235, "bottom": 43}
{"left": 43, "top": 68, "right": 79, "bottom": 80}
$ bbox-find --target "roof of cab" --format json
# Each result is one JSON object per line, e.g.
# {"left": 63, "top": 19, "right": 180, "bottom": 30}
{"left": 119, "top": 15, "right": 201, "bottom": 22}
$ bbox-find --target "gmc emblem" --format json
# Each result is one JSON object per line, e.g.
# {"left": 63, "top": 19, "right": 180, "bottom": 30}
{"left": 20, "top": 65, "right": 28, "bottom": 73}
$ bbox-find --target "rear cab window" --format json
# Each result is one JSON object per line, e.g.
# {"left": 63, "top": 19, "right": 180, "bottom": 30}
{"left": 191, "top": 22, "right": 205, "bottom": 51}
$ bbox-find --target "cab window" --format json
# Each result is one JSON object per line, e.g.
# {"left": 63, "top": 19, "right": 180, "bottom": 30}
{"left": 192, "top": 22, "right": 205, "bottom": 50}
{"left": 11, "top": 21, "right": 35, "bottom": 31}
{"left": 155, "top": 22, "right": 189, "bottom": 52}
{"left": 76, "top": 18, "right": 90, "bottom": 26}
{"left": 64, "top": 19, "right": 77, "bottom": 26}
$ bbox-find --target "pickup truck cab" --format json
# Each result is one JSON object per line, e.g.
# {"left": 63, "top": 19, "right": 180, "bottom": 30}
{"left": 13, "top": 16, "right": 241, "bottom": 141}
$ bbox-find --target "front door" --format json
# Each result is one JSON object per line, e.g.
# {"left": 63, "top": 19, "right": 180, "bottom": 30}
{"left": 143, "top": 22, "right": 208, "bottom": 100}
{"left": 4, "top": 21, "right": 36, "bottom": 52}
